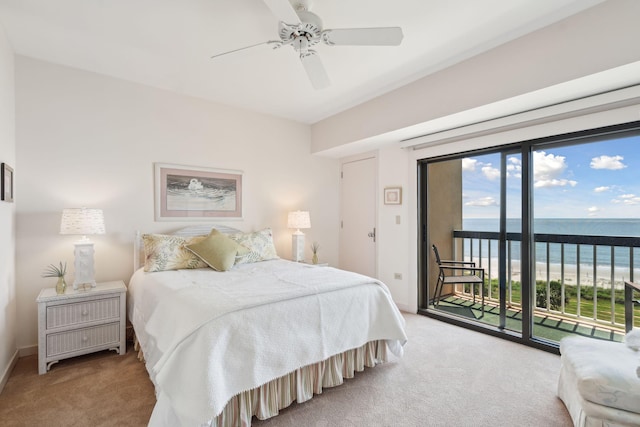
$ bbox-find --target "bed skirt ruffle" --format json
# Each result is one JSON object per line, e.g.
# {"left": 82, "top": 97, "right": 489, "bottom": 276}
{"left": 135, "top": 338, "right": 387, "bottom": 426}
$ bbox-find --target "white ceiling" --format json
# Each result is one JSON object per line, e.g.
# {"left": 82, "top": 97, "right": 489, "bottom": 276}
{"left": 0, "top": 0, "right": 604, "bottom": 124}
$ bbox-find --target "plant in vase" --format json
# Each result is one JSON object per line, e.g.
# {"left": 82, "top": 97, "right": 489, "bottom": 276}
{"left": 311, "top": 242, "right": 320, "bottom": 264}
{"left": 43, "top": 262, "right": 67, "bottom": 294}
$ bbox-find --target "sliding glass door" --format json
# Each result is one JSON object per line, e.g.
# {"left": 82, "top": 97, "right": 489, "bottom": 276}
{"left": 531, "top": 137, "right": 640, "bottom": 344}
{"left": 419, "top": 122, "right": 640, "bottom": 350}
{"left": 421, "top": 149, "right": 521, "bottom": 333}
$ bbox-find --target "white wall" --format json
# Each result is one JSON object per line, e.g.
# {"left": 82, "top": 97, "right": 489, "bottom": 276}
{"left": 312, "top": 0, "right": 640, "bottom": 154}
{"left": 0, "top": 23, "right": 17, "bottom": 389}
{"left": 325, "top": 0, "right": 640, "bottom": 314}
{"left": 376, "top": 147, "right": 411, "bottom": 311}
{"left": 14, "top": 57, "right": 340, "bottom": 350}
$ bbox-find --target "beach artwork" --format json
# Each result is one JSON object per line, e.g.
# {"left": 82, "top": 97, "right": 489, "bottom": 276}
{"left": 155, "top": 163, "right": 242, "bottom": 220}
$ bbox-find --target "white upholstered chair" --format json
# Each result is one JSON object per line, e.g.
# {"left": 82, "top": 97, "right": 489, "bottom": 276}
{"left": 558, "top": 334, "right": 640, "bottom": 426}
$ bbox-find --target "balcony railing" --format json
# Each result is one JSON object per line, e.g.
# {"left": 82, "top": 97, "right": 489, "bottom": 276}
{"left": 450, "top": 230, "right": 640, "bottom": 332}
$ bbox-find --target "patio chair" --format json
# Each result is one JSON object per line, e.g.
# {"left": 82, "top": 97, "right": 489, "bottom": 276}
{"left": 432, "top": 244, "right": 485, "bottom": 316}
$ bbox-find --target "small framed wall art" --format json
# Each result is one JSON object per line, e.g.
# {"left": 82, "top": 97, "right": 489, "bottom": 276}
{"left": 1, "top": 163, "right": 13, "bottom": 203}
{"left": 384, "top": 186, "right": 402, "bottom": 205}
{"left": 154, "top": 163, "right": 243, "bottom": 221}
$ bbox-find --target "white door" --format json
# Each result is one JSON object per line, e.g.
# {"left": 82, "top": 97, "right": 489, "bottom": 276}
{"left": 340, "top": 157, "right": 376, "bottom": 277}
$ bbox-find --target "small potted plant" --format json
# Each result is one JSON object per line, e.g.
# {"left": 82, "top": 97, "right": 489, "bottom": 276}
{"left": 43, "top": 262, "right": 67, "bottom": 294}
{"left": 311, "top": 242, "right": 320, "bottom": 265}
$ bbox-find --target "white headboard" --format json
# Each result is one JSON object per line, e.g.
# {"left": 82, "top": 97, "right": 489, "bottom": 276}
{"left": 133, "top": 224, "right": 243, "bottom": 271}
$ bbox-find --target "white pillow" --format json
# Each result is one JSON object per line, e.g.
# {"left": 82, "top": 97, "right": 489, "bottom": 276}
{"left": 625, "top": 328, "right": 640, "bottom": 351}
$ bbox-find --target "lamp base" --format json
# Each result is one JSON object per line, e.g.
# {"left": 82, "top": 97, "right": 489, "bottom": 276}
{"left": 72, "top": 241, "right": 97, "bottom": 290}
{"left": 292, "top": 232, "right": 305, "bottom": 262}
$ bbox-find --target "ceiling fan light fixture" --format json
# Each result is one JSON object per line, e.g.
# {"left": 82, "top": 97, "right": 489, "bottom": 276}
{"left": 294, "top": 36, "right": 309, "bottom": 52}
{"left": 278, "top": 11, "right": 322, "bottom": 44}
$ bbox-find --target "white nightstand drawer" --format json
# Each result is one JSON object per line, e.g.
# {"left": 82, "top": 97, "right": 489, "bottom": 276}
{"left": 46, "top": 322, "right": 120, "bottom": 357}
{"left": 46, "top": 297, "right": 120, "bottom": 329}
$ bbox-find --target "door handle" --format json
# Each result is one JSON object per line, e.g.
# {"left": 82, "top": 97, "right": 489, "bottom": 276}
{"left": 367, "top": 228, "right": 376, "bottom": 242}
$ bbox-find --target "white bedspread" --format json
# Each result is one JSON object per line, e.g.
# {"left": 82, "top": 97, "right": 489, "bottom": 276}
{"left": 128, "top": 259, "right": 407, "bottom": 426}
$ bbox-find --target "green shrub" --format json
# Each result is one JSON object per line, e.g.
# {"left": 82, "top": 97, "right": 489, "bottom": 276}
{"left": 536, "top": 280, "right": 567, "bottom": 310}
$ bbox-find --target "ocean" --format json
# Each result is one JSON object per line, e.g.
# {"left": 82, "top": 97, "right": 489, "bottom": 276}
{"left": 461, "top": 218, "right": 640, "bottom": 270}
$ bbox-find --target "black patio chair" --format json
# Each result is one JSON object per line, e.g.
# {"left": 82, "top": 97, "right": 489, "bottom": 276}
{"left": 432, "top": 244, "right": 485, "bottom": 316}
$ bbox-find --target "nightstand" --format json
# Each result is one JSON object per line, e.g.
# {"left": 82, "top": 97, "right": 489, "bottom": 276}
{"left": 36, "top": 280, "right": 126, "bottom": 375}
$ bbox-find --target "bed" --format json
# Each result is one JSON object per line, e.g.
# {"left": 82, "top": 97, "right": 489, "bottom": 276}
{"left": 128, "top": 225, "right": 407, "bottom": 426}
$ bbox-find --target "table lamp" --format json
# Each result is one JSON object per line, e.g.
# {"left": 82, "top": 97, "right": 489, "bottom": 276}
{"left": 60, "top": 207, "right": 105, "bottom": 289}
{"left": 288, "top": 210, "right": 310, "bottom": 262}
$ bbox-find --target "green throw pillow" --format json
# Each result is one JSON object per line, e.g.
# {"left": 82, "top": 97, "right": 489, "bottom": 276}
{"left": 185, "top": 229, "right": 249, "bottom": 272}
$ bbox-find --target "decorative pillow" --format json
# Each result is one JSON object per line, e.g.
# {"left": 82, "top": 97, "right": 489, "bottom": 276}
{"left": 142, "top": 233, "right": 208, "bottom": 272}
{"left": 625, "top": 328, "right": 640, "bottom": 351}
{"left": 228, "top": 228, "right": 279, "bottom": 265}
{"left": 185, "top": 229, "right": 249, "bottom": 272}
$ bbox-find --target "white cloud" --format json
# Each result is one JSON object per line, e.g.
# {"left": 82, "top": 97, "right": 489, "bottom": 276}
{"left": 594, "top": 186, "right": 610, "bottom": 193}
{"left": 534, "top": 179, "right": 577, "bottom": 188}
{"left": 587, "top": 206, "right": 600, "bottom": 217}
{"left": 462, "top": 158, "right": 477, "bottom": 172}
{"left": 465, "top": 196, "right": 498, "bottom": 207}
{"left": 533, "top": 151, "right": 576, "bottom": 188}
{"left": 611, "top": 194, "right": 640, "bottom": 205}
{"left": 506, "top": 157, "right": 522, "bottom": 178}
{"left": 481, "top": 164, "right": 500, "bottom": 180}
{"left": 590, "top": 155, "right": 626, "bottom": 170}
{"left": 622, "top": 195, "right": 640, "bottom": 205}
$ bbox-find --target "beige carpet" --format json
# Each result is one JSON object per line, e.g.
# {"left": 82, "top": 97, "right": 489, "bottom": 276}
{"left": 0, "top": 344, "right": 155, "bottom": 426}
{"left": 0, "top": 314, "right": 572, "bottom": 426}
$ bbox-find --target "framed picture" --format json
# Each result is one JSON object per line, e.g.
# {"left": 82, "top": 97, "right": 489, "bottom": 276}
{"left": 154, "top": 163, "right": 243, "bottom": 221}
{"left": 384, "top": 187, "right": 402, "bottom": 205}
{"left": 1, "top": 163, "right": 13, "bottom": 203}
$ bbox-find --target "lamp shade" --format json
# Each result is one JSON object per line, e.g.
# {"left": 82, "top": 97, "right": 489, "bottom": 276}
{"left": 60, "top": 208, "right": 106, "bottom": 235}
{"left": 287, "top": 211, "right": 311, "bottom": 230}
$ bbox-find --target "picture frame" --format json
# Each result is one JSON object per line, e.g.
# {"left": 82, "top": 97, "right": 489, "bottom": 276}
{"left": 384, "top": 186, "right": 402, "bottom": 205}
{"left": 1, "top": 163, "right": 13, "bottom": 203}
{"left": 154, "top": 163, "right": 243, "bottom": 221}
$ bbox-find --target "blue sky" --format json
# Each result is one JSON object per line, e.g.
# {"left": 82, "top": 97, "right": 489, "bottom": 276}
{"left": 462, "top": 135, "right": 640, "bottom": 219}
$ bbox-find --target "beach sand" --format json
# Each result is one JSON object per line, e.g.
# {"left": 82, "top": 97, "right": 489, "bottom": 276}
{"left": 470, "top": 257, "right": 638, "bottom": 290}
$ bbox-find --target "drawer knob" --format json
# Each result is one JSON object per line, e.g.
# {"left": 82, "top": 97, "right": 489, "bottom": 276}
{"left": 82, "top": 336, "right": 88, "bottom": 342}
{"left": 81, "top": 310, "right": 89, "bottom": 316}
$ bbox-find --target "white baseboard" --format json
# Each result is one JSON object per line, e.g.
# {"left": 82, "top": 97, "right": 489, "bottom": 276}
{"left": 18, "top": 345, "right": 37, "bottom": 357}
{"left": 0, "top": 349, "right": 19, "bottom": 394}
{"left": 395, "top": 303, "right": 415, "bottom": 313}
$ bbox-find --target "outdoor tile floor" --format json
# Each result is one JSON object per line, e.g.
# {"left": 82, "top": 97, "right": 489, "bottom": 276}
{"left": 435, "top": 295, "right": 626, "bottom": 343}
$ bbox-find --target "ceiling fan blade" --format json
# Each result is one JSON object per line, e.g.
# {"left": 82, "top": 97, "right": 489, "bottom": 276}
{"left": 262, "top": 0, "right": 301, "bottom": 24}
{"left": 211, "top": 41, "right": 277, "bottom": 59}
{"left": 323, "top": 27, "right": 404, "bottom": 46}
{"left": 300, "top": 52, "right": 330, "bottom": 90}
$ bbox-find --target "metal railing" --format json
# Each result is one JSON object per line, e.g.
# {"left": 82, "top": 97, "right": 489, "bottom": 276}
{"left": 450, "top": 230, "right": 640, "bottom": 331}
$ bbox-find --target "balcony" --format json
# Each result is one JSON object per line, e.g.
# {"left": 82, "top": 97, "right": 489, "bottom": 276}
{"left": 432, "top": 230, "right": 640, "bottom": 343}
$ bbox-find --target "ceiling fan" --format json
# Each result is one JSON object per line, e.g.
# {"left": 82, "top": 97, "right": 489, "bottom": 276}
{"left": 211, "top": 0, "right": 404, "bottom": 90}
